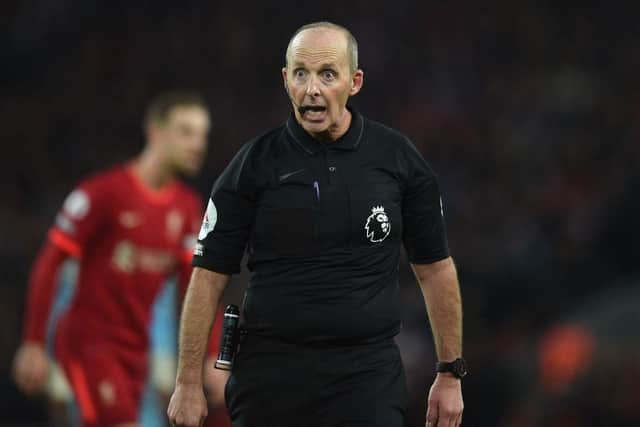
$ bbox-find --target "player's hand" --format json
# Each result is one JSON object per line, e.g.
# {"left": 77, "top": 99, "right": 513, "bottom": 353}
{"left": 13, "top": 342, "right": 49, "bottom": 395}
{"left": 168, "top": 383, "right": 208, "bottom": 427}
{"left": 426, "top": 373, "right": 464, "bottom": 427}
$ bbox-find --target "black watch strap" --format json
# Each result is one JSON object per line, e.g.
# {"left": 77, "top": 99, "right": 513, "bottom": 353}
{"left": 436, "top": 357, "right": 468, "bottom": 379}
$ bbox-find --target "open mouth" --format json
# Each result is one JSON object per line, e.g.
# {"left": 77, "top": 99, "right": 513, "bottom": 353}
{"left": 298, "top": 105, "right": 327, "bottom": 115}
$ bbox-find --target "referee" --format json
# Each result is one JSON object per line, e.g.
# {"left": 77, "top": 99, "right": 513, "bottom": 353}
{"left": 169, "top": 21, "right": 465, "bottom": 427}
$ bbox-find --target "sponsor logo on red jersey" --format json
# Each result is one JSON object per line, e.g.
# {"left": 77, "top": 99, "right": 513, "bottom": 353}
{"left": 118, "top": 211, "right": 144, "bottom": 228}
{"left": 111, "top": 240, "right": 176, "bottom": 274}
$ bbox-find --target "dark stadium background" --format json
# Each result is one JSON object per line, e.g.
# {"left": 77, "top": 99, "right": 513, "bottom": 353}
{"left": 3, "top": 1, "right": 640, "bottom": 426}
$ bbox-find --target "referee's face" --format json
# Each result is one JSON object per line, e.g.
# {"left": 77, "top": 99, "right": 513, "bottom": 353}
{"left": 283, "top": 28, "right": 363, "bottom": 141}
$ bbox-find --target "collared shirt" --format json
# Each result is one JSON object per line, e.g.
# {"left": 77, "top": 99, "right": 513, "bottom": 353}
{"left": 193, "top": 108, "right": 449, "bottom": 344}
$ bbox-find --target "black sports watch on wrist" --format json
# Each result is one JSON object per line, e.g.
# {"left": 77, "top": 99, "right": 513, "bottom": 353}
{"left": 436, "top": 357, "right": 468, "bottom": 379}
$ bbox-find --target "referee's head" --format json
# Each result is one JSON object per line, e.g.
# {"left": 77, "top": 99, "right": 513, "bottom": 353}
{"left": 282, "top": 22, "right": 364, "bottom": 141}
{"left": 285, "top": 22, "right": 359, "bottom": 73}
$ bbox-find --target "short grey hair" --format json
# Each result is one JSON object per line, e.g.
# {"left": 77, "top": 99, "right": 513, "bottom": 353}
{"left": 285, "top": 21, "right": 359, "bottom": 73}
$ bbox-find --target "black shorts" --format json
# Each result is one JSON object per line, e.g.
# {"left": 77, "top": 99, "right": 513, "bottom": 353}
{"left": 224, "top": 335, "right": 408, "bottom": 427}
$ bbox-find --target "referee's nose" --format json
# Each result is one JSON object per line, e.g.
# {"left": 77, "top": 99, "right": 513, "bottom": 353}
{"left": 305, "top": 76, "right": 321, "bottom": 98}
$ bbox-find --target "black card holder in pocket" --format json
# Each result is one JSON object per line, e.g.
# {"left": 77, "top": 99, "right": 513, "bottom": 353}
{"left": 253, "top": 206, "right": 315, "bottom": 255}
{"left": 252, "top": 168, "right": 318, "bottom": 256}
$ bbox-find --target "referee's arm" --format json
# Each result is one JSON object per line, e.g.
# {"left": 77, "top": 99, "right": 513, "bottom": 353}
{"left": 168, "top": 267, "right": 229, "bottom": 427}
{"left": 412, "top": 257, "right": 464, "bottom": 427}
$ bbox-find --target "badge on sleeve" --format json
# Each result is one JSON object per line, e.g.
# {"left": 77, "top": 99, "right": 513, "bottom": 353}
{"left": 62, "top": 190, "right": 90, "bottom": 219}
{"left": 198, "top": 199, "right": 217, "bottom": 240}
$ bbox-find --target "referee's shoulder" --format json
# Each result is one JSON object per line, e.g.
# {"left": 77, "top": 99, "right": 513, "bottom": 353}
{"left": 363, "top": 116, "right": 416, "bottom": 152}
{"left": 237, "top": 123, "right": 287, "bottom": 159}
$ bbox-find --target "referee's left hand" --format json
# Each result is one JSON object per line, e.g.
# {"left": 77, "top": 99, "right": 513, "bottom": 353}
{"left": 168, "top": 383, "right": 208, "bottom": 427}
{"left": 426, "top": 373, "right": 464, "bottom": 427}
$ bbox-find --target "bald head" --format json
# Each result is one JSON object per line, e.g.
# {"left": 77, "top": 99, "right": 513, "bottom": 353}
{"left": 285, "top": 22, "right": 359, "bottom": 73}
{"left": 282, "top": 21, "right": 364, "bottom": 141}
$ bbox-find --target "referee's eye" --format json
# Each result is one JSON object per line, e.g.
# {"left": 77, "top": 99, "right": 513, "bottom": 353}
{"left": 321, "top": 70, "right": 336, "bottom": 81}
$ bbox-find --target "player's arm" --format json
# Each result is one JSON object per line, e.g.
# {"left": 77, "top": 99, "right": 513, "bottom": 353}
{"left": 15, "top": 182, "right": 105, "bottom": 396}
{"left": 168, "top": 268, "right": 228, "bottom": 426}
{"left": 13, "top": 241, "right": 70, "bottom": 395}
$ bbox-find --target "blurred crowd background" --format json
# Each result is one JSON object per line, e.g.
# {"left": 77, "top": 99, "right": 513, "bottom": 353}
{"left": 3, "top": 1, "right": 639, "bottom": 426}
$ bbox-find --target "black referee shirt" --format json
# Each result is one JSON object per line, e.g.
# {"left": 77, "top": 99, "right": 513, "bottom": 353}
{"left": 193, "top": 108, "right": 449, "bottom": 344}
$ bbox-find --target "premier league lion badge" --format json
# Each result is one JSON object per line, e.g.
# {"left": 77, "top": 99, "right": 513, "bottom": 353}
{"left": 365, "top": 206, "right": 391, "bottom": 243}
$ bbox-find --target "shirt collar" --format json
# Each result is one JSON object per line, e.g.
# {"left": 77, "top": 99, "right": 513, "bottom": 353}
{"left": 286, "top": 106, "right": 364, "bottom": 155}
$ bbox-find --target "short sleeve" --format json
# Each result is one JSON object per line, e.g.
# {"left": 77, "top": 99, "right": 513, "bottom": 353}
{"left": 48, "top": 180, "right": 108, "bottom": 258}
{"left": 192, "top": 143, "right": 259, "bottom": 274}
{"left": 400, "top": 141, "right": 450, "bottom": 264}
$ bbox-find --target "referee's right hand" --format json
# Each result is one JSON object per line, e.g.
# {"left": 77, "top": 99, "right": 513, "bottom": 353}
{"left": 168, "top": 383, "right": 208, "bottom": 427}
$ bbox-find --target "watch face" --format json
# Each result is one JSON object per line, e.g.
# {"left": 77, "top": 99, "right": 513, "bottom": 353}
{"left": 454, "top": 359, "right": 468, "bottom": 378}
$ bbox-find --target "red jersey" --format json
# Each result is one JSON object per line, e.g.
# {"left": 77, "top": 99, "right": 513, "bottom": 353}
{"left": 25, "top": 165, "right": 202, "bottom": 351}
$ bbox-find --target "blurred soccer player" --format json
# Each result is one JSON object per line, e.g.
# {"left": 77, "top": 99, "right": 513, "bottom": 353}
{"left": 13, "top": 91, "right": 227, "bottom": 427}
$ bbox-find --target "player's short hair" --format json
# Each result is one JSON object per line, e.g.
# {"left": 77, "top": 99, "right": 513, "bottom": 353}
{"left": 285, "top": 21, "right": 359, "bottom": 73}
{"left": 144, "top": 91, "right": 209, "bottom": 127}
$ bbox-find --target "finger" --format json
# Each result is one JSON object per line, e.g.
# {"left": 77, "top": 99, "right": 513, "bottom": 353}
{"left": 426, "top": 398, "right": 439, "bottom": 426}
{"left": 438, "top": 415, "right": 451, "bottom": 427}
{"left": 187, "top": 415, "right": 200, "bottom": 427}
{"left": 449, "top": 407, "right": 461, "bottom": 427}
{"left": 449, "top": 412, "right": 457, "bottom": 427}
{"left": 456, "top": 411, "right": 463, "bottom": 427}
{"left": 437, "top": 405, "right": 452, "bottom": 427}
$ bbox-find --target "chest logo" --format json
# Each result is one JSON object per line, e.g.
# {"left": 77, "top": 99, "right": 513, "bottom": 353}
{"left": 365, "top": 206, "right": 391, "bottom": 243}
{"left": 119, "top": 211, "right": 143, "bottom": 228}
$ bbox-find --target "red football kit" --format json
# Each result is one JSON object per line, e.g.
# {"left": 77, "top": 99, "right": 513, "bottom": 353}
{"left": 24, "top": 164, "right": 204, "bottom": 426}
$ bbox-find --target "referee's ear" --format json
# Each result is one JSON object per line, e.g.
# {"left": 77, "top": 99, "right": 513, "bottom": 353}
{"left": 282, "top": 67, "right": 291, "bottom": 97}
{"left": 349, "top": 69, "right": 364, "bottom": 96}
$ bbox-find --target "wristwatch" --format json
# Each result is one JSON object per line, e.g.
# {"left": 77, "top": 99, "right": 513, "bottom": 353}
{"left": 436, "top": 357, "right": 468, "bottom": 379}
